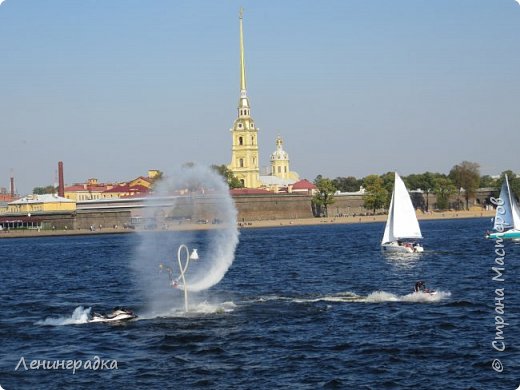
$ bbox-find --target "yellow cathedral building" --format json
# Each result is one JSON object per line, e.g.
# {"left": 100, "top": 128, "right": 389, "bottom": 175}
{"left": 228, "top": 10, "right": 299, "bottom": 189}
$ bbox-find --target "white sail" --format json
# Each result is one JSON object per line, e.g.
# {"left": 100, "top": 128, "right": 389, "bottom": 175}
{"left": 382, "top": 172, "right": 422, "bottom": 244}
{"left": 495, "top": 175, "right": 520, "bottom": 231}
{"left": 509, "top": 179, "right": 520, "bottom": 230}
{"left": 382, "top": 189, "right": 394, "bottom": 244}
{"left": 512, "top": 200, "right": 520, "bottom": 230}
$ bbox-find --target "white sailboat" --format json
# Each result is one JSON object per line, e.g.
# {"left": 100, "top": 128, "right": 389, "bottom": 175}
{"left": 381, "top": 172, "right": 424, "bottom": 253}
{"left": 486, "top": 175, "right": 520, "bottom": 240}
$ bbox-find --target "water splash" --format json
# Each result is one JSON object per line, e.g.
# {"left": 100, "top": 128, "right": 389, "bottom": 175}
{"left": 133, "top": 165, "right": 239, "bottom": 315}
{"left": 364, "top": 290, "right": 451, "bottom": 303}
{"left": 137, "top": 301, "right": 236, "bottom": 320}
{"left": 251, "top": 290, "right": 451, "bottom": 305}
{"left": 36, "top": 306, "right": 91, "bottom": 326}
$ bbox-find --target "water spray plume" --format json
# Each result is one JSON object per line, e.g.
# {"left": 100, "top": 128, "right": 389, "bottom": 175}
{"left": 133, "top": 164, "right": 239, "bottom": 315}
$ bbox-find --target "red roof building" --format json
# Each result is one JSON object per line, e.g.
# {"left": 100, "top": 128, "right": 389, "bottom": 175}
{"left": 102, "top": 184, "right": 150, "bottom": 199}
{"left": 290, "top": 179, "right": 317, "bottom": 195}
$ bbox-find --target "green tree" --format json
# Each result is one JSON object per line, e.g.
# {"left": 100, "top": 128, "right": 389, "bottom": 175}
{"left": 405, "top": 172, "right": 436, "bottom": 212}
{"left": 211, "top": 164, "right": 244, "bottom": 189}
{"left": 379, "top": 172, "right": 395, "bottom": 209}
{"left": 497, "top": 170, "right": 520, "bottom": 200}
{"left": 331, "top": 176, "right": 362, "bottom": 192}
{"left": 433, "top": 177, "right": 457, "bottom": 210}
{"left": 362, "top": 175, "right": 388, "bottom": 214}
{"left": 449, "top": 161, "right": 480, "bottom": 210}
{"left": 404, "top": 174, "right": 421, "bottom": 191}
{"left": 33, "top": 185, "right": 57, "bottom": 195}
{"left": 479, "top": 175, "right": 497, "bottom": 189}
{"left": 312, "top": 176, "right": 336, "bottom": 217}
{"left": 149, "top": 170, "right": 164, "bottom": 191}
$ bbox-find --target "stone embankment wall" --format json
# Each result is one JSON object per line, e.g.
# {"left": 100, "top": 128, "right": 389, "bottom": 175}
{"left": 75, "top": 211, "right": 132, "bottom": 229}
{"left": 326, "top": 195, "right": 366, "bottom": 216}
{"left": 233, "top": 194, "right": 314, "bottom": 221}
{"left": 36, "top": 211, "right": 132, "bottom": 230}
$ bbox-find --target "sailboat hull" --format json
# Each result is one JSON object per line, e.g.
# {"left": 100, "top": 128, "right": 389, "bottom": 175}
{"left": 382, "top": 241, "right": 423, "bottom": 253}
{"left": 486, "top": 230, "right": 520, "bottom": 240}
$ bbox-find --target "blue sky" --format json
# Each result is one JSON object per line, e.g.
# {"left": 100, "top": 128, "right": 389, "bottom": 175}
{"left": 1, "top": 0, "right": 519, "bottom": 194}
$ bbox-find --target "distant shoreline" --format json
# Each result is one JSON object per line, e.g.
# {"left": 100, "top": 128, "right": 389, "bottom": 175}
{"left": 237, "top": 209, "right": 494, "bottom": 229}
{"left": 0, "top": 209, "right": 494, "bottom": 239}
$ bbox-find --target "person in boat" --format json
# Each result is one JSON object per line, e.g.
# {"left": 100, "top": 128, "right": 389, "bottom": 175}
{"left": 414, "top": 281, "right": 426, "bottom": 293}
{"left": 414, "top": 281, "right": 434, "bottom": 293}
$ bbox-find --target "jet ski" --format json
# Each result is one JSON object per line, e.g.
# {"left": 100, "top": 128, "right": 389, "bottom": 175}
{"left": 413, "top": 281, "right": 437, "bottom": 295}
{"left": 89, "top": 307, "right": 137, "bottom": 323}
{"left": 419, "top": 289, "right": 437, "bottom": 296}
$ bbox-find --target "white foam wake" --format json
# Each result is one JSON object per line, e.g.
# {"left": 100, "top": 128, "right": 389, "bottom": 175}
{"left": 359, "top": 290, "right": 451, "bottom": 303}
{"left": 36, "top": 306, "right": 91, "bottom": 326}
{"left": 252, "top": 290, "right": 451, "bottom": 305}
{"left": 292, "top": 292, "right": 365, "bottom": 303}
{"left": 138, "top": 301, "right": 236, "bottom": 320}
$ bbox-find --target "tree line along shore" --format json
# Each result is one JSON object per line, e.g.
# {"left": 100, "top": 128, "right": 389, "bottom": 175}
{"left": 311, "top": 161, "right": 516, "bottom": 217}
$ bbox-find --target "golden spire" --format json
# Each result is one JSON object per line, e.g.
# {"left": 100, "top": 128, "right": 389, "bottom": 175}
{"left": 238, "top": 7, "right": 250, "bottom": 113}
{"left": 239, "top": 8, "right": 246, "bottom": 94}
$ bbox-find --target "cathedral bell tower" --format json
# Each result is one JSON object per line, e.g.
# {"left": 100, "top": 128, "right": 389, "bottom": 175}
{"left": 228, "top": 9, "right": 260, "bottom": 189}
{"left": 270, "top": 136, "right": 290, "bottom": 179}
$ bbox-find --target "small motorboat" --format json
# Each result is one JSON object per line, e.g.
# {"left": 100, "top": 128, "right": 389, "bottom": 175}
{"left": 89, "top": 307, "right": 137, "bottom": 323}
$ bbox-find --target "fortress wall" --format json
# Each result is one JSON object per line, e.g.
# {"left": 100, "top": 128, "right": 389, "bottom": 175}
{"left": 75, "top": 211, "right": 132, "bottom": 229}
{"left": 233, "top": 194, "right": 314, "bottom": 221}
{"left": 20, "top": 189, "right": 495, "bottom": 231}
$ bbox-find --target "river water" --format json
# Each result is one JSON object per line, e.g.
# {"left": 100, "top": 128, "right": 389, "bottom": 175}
{"left": 0, "top": 218, "right": 518, "bottom": 389}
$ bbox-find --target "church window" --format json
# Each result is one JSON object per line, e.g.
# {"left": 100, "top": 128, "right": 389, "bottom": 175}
{"left": 238, "top": 123, "right": 242, "bottom": 128}
{"left": 240, "top": 179, "right": 245, "bottom": 186}
{"left": 239, "top": 136, "right": 243, "bottom": 145}
{"left": 251, "top": 136, "right": 254, "bottom": 144}
{"left": 239, "top": 158, "right": 244, "bottom": 168}
{"left": 278, "top": 166, "right": 281, "bottom": 173}
{"left": 285, "top": 167, "right": 287, "bottom": 173}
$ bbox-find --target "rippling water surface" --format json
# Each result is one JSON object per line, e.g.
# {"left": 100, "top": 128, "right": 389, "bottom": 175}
{"left": 0, "top": 218, "right": 518, "bottom": 389}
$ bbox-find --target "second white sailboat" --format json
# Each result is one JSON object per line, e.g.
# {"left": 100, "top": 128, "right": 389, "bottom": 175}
{"left": 381, "top": 172, "right": 424, "bottom": 253}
